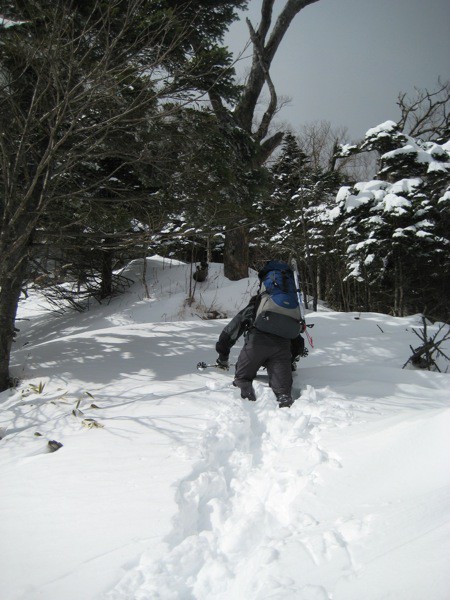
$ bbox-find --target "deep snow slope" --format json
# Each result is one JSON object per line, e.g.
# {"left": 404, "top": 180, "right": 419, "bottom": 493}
{"left": 0, "top": 257, "right": 449, "bottom": 600}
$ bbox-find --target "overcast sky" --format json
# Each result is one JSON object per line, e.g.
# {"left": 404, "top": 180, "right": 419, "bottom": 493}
{"left": 226, "top": 0, "right": 450, "bottom": 141}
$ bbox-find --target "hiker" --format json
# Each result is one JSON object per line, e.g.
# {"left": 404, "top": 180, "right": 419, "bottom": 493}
{"left": 193, "top": 261, "right": 208, "bottom": 282}
{"left": 215, "top": 260, "right": 307, "bottom": 408}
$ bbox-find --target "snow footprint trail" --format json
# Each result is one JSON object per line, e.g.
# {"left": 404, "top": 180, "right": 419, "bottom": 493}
{"left": 106, "top": 384, "right": 353, "bottom": 600}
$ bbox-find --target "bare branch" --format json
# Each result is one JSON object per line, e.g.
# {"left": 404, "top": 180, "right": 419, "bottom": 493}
{"left": 259, "top": 130, "right": 284, "bottom": 163}
{"left": 397, "top": 79, "right": 450, "bottom": 139}
{"left": 403, "top": 317, "right": 450, "bottom": 371}
{"left": 234, "top": 0, "right": 319, "bottom": 132}
{"left": 246, "top": 18, "right": 278, "bottom": 142}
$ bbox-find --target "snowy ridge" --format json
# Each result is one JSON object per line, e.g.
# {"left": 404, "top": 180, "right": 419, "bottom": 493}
{"left": 1, "top": 257, "right": 449, "bottom": 600}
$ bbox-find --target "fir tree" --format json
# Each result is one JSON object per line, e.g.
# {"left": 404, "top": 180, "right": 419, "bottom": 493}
{"left": 332, "top": 121, "right": 450, "bottom": 319}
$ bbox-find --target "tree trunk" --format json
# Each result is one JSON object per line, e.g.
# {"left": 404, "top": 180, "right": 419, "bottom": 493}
{"left": 0, "top": 257, "right": 28, "bottom": 390}
{"left": 313, "top": 263, "right": 319, "bottom": 312}
{"left": 394, "top": 259, "right": 404, "bottom": 316}
{"left": 211, "top": 1, "right": 321, "bottom": 280}
{"left": 100, "top": 248, "right": 113, "bottom": 299}
{"left": 0, "top": 189, "right": 39, "bottom": 391}
{"left": 223, "top": 226, "right": 249, "bottom": 280}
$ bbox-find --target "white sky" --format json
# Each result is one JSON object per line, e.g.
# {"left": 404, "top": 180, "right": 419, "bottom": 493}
{"left": 226, "top": 0, "right": 450, "bottom": 141}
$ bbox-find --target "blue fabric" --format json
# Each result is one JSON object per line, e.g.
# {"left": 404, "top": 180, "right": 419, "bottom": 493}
{"left": 257, "top": 260, "right": 292, "bottom": 279}
{"left": 258, "top": 262, "right": 298, "bottom": 309}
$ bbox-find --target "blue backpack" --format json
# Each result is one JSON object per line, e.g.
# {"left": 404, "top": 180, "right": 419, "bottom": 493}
{"left": 254, "top": 260, "right": 302, "bottom": 339}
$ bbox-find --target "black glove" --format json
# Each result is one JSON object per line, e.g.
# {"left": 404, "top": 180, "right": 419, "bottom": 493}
{"left": 216, "top": 356, "right": 229, "bottom": 370}
{"left": 291, "top": 348, "right": 308, "bottom": 370}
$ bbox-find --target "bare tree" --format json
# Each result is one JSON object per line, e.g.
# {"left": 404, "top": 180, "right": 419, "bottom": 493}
{"left": 297, "top": 120, "right": 347, "bottom": 171}
{"left": 297, "top": 120, "right": 378, "bottom": 181}
{"left": 208, "top": 0, "right": 320, "bottom": 279}
{"left": 333, "top": 81, "right": 450, "bottom": 183}
{"left": 397, "top": 79, "right": 450, "bottom": 140}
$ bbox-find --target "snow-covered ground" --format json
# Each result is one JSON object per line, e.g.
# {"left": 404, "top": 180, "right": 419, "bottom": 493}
{"left": 1, "top": 256, "right": 449, "bottom": 600}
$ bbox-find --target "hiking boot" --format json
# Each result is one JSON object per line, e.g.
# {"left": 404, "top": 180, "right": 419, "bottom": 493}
{"left": 277, "top": 395, "right": 293, "bottom": 408}
{"left": 233, "top": 381, "right": 256, "bottom": 402}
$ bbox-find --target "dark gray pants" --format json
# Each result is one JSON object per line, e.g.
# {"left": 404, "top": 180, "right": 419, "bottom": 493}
{"left": 234, "top": 329, "right": 293, "bottom": 398}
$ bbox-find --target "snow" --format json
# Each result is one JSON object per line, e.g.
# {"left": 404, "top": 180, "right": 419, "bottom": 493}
{"left": 335, "top": 186, "right": 351, "bottom": 203}
{"left": 438, "top": 190, "right": 450, "bottom": 204}
{"left": 343, "top": 193, "right": 371, "bottom": 212}
{"left": 364, "top": 120, "right": 398, "bottom": 138}
{"left": 389, "top": 178, "right": 422, "bottom": 195}
{"left": 377, "top": 193, "right": 411, "bottom": 214}
{"left": 0, "top": 16, "right": 26, "bottom": 28}
{"left": 337, "top": 144, "right": 357, "bottom": 157}
{"left": 381, "top": 140, "right": 450, "bottom": 174}
{"left": 1, "top": 256, "right": 449, "bottom": 600}
{"left": 428, "top": 160, "right": 450, "bottom": 172}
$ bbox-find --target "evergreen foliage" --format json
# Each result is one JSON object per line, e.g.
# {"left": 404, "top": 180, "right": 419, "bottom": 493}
{"left": 332, "top": 121, "right": 450, "bottom": 319}
{"left": 0, "top": 0, "right": 247, "bottom": 389}
{"left": 252, "top": 133, "right": 343, "bottom": 310}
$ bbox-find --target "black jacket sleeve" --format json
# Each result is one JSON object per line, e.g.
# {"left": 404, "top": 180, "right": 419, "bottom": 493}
{"left": 215, "top": 300, "right": 256, "bottom": 359}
